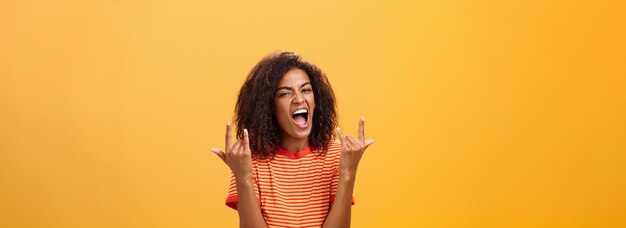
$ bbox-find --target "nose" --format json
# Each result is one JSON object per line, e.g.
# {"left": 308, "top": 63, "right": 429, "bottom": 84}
{"left": 293, "top": 91, "right": 305, "bottom": 104}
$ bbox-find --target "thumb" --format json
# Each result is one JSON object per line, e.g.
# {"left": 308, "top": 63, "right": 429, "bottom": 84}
{"left": 364, "top": 139, "right": 375, "bottom": 147}
{"left": 211, "top": 148, "right": 226, "bottom": 161}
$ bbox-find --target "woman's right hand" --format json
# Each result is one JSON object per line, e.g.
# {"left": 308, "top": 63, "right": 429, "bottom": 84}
{"left": 211, "top": 122, "right": 254, "bottom": 179}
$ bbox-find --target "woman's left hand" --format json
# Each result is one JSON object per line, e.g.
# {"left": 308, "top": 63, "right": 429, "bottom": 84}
{"left": 336, "top": 116, "right": 375, "bottom": 178}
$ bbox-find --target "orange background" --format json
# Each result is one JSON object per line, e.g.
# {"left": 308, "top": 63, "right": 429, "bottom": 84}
{"left": 1, "top": 0, "right": 625, "bottom": 227}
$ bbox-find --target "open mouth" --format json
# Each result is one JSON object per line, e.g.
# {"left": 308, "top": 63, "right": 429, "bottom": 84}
{"left": 291, "top": 108, "right": 309, "bottom": 128}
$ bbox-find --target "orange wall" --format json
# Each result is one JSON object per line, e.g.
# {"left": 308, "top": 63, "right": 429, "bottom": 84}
{"left": 1, "top": 0, "right": 625, "bottom": 227}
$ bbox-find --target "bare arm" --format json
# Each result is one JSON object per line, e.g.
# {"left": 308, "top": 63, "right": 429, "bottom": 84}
{"left": 323, "top": 117, "right": 374, "bottom": 228}
{"left": 235, "top": 175, "right": 267, "bottom": 228}
{"left": 323, "top": 172, "right": 356, "bottom": 228}
{"left": 212, "top": 124, "right": 268, "bottom": 228}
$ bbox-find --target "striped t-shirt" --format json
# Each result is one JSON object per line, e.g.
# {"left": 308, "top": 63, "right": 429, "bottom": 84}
{"left": 225, "top": 141, "right": 355, "bottom": 227}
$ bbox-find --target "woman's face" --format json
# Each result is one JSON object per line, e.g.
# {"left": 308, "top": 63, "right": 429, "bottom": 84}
{"left": 274, "top": 68, "right": 316, "bottom": 141}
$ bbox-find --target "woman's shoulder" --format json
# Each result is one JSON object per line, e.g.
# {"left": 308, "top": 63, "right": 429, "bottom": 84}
{"left": 328, "top": 140, "right": 342, "bottom": 151}
{"left": 315, "top": 140, "right": 342, "bottom": 160}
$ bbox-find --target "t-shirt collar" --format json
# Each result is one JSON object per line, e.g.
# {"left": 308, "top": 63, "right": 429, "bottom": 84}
{"left": 276, "top": 146, "right": 312, "bottom": 159}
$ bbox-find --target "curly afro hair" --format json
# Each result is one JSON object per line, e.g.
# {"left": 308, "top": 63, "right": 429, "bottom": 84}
{"left": 234, "top": 51, "right": 337, "bottom": 160}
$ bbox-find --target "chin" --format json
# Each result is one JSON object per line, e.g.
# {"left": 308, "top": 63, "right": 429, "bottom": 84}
{"left": 290, "top": 128, "right": 311, "bottom": 140}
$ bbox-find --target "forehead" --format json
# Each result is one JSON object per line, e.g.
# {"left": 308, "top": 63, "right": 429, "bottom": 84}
{"left": 277, "top": 68, "right": 310, "bottom": 87}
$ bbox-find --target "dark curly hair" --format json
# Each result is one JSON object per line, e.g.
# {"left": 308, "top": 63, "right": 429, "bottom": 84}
{"left": 234, "top": 51, "right": 337, "bottom": 160}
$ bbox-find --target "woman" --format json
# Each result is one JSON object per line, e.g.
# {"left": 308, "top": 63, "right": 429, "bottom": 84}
{"left": 211, "top": 52, "right": 374, "bottom": 228}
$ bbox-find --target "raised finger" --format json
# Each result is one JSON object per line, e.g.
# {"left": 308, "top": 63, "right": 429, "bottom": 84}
{"left": 358, "top": 116, "right": 365, "bottom": 142}
{"left": 243, "top": 129, "right": 250, "bottom": 151}
{"left": 225, "top": 122, "right": 232, "bottom": 153}
{"left": 336, "top": 127, "right": 346, "bottom": 148}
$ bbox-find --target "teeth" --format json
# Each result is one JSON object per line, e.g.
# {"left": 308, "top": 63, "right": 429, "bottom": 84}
{"left": 292, "top": 109, "right": 307, "bottom": 115}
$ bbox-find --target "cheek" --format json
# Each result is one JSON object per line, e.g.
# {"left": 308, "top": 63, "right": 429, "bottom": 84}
{"left": 308, "top": 95, "right": 316, "bottom": 108}
{"left": 275, "top": 101, "right": 290, "bottom": 121}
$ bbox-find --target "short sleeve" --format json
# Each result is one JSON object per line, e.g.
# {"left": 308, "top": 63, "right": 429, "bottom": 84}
{"left": 329, "top": 142, "right": 355, "bottom": 205}
{"left": 224, "top": 172, "right": 261, "bottom": 210}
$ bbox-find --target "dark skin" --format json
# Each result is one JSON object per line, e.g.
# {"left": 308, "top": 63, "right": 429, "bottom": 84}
{"left": 212, "top": 125, "right": 265, "bottom": 228}
{"left": 323, "top": 117, "right": 374, "bottom": 228}
{"left": 273, "top": 69, "right": 316, "bottom": 152}
{"left": 212, "top": 68, "right": 374, "bottom": 228}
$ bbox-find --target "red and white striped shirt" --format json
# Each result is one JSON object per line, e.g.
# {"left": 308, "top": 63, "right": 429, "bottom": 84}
{"left": 225, "top": 141, "right": 355, "bottom": 228}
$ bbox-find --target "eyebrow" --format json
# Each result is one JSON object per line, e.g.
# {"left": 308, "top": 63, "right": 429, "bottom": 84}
{"left": 276, "top": 82, "right": 311, "bottom": 92}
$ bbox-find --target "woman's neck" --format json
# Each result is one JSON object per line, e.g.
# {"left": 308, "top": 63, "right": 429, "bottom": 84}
{"left": 279, "top": 136, "right": 309, "bottom": 152}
